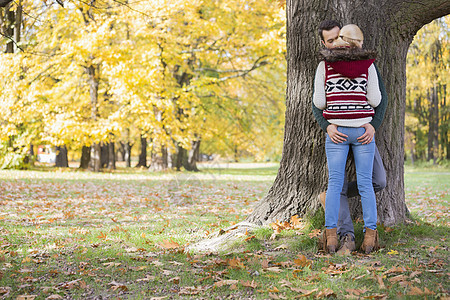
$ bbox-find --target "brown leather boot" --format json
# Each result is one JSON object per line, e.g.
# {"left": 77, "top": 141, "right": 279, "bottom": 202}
{"left": 325, "top": 228, "right": 338, "bottom": 254}
{"left": 318, "top": 192, "right": 326, "bottom": 210}
{"left": 361, "top": 228, "right": 379, "bottom": 254}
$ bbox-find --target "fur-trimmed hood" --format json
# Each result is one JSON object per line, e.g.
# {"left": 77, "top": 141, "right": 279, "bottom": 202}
{"left": 319, "top": 48, "right": 377, "bottom": 62}
{"left": 319, "top": 48, "right": 377, "bottom": 79}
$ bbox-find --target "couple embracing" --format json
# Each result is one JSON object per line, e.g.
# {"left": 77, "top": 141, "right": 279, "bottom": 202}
{"left": 312, "top": 20, "right": 388, "bottom": 255}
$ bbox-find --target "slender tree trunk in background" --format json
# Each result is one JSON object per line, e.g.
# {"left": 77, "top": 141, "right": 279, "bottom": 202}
{"left": 79, "top": 146, "right": 91, "bottom": 169}
{"left": 108, "top": 141, "right": 116, "bottom": 170}
{"left": 246, "top": 0, "right": 450, "bottom": 226}
{"left": 427, "top": 86, "right": 439, "bottom": 163}
{"left": 125, "top": 142, "right": 132, "bottom": 168}
{"left": 86, "top": 64, "right": 101, "bottom": 172}
{"left": 136, "top": 135, "right": 147, "bottom": 168}
{"left": 117, "top": 142, "right": 125, "bottom": 161}
{"left": 175, "top": 144, "right": 185, "bottom": 171}
{"left": 55, "top": 145, "right": 69, "bottom": 168}
{"left": 13, "top": 0, "right": 21, "bottom": 52}
{"left": 5, "top": 4, "right": 14, "bottom": 53}
{"left": 443, "top": 84, "right": 450, "bottom": 160}
{"left": 100, "top": 143, "right": 109, "bottom": 168}
{"left": 149, "top": 143, "right": 169, "bottom": 171}
{"left": 184, "top": 139, "right": 200, "bottom": 172}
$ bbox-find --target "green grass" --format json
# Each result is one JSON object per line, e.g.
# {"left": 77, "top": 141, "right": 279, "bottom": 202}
{"left": 0, "top": 164, "right": 448, "bottom": 299}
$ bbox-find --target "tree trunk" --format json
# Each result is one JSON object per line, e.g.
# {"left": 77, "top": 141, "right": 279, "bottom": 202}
{"left": 79, "top": 146, "right": 91, "bottom": 169}
{"left": 149, "top": 143, "right": 169, "bottom": 171}
{"left": 125, "top": 142, "right": 132, "bottom": 168}
{"left": 427, "top": 86, "right": 439, "bottom": 163}
{"left": 136, "top": 135, "right": 147, "bottom": 168}
{"left": 86, "top": 64, "right": 101, "bottom": 172}
{"left": 55, "top": 145, "right": 69, "bottom": 168}
{"left": 5, "top": 4, "right": 14, "bottom": 53}
{"left": 184, "top": 139, "right": 200, "bottom": 172}
{"left": 90, "top": 143, "right": 101, "bottom": 172}
{"left": 246, "top": 0, "right": 450, "bottom": 226}
{"left": 100, "top": 143, "right": 109, "bottom": 168}
{"left": 108, "top": 141, "right": 116, "bottom": 170}
{"left": 175, "top": 144, "right": 185, "bottom": 171}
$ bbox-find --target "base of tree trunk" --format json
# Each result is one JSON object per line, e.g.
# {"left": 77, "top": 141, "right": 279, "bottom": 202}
{"left": 187, "top": 221, "right": 260, "bottom": 253}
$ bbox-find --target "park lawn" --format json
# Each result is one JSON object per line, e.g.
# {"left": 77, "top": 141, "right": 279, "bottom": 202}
{"left": 0, "top": 165, "right": 448, "bottom": 299}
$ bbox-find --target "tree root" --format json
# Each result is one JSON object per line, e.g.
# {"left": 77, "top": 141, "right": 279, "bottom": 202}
{"left": 187, "top": 221, "right": 261, "bottom": 254}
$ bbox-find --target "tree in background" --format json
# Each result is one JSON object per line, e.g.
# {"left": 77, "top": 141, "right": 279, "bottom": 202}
{"left": 406, "top": 16, "right": 450, "bottom": 163}
{"left": 0, "top": 0, "right": 285, "bottom": 170}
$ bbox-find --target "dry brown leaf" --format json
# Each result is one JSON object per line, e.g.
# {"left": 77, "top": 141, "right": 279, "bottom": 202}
{"left": 45, "top": 295, "right": 64, "bottom": 300}
{"left": 346, "top": 288, "right": 369, "bottom": 296}
{"left": 294, "top": 254, "right": 312, "bottom": 267}
{"left": 136, "top": 275, "right": 155, "bottom": 282}
{"left": 214, "top": 280, "right": 239, "bottom": 287}
{"left": 268, "top": 286, "right": 280, "bottom": 293}
{"left": 373, "top": 273, "right": 385, "bottom": 289}
{"left": 240, "top": 280, "right": 257, "bottom": 289}
{"left": 261, "top": 259, "right": 270, "bottom": 269}
{"left": 383, "top": 266, "right": 406, "bottom": 275}
{"left": 388, "top": 274, "right": 408, "bottom": 283}
{"left": 108, "top": 281, "right": 128, "bottom": 291}
{"left": 363, "top": 294, "right": 388, "bottom": 299}
{"left": 293, "top": 288, "right": 318, "bottom": 298}
{"left": 16, "top": 296, "right": 37, "bottom": 300}
{"left": 158, "top": 239, "right": 180, "bottom": 249}
{"left": 316, "top": 288, "right": 335, "bottom": 298}
{"left": 227, "top": 257, "right": 245, "bottom": 269}
{"left": 178, "top": 286, "right": 204, "bottom": 295}
{"left": 168, "top": 276, "right": 180, "bottom": 284}
{"left": 407, "top": 286, "right": 434, "bottom": 296}
{"left": 265, "top": 266, "right": 283, "bottom": 273}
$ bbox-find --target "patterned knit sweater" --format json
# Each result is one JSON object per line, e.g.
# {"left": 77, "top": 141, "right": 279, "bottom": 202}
{"left": 313, "top": 48, "right": 381, "bottom": 128}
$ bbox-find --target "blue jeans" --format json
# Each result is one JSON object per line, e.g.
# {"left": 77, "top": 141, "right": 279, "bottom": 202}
{"left": 338, "top": 146, "right": 386, "bottom": 238}
{"left": 325, "top": 127, "right": 377, "bottom": 230}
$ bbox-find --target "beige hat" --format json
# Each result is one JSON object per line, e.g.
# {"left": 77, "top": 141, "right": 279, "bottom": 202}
{"left": 332, "top": 24, "right": 364, "bottom": 48}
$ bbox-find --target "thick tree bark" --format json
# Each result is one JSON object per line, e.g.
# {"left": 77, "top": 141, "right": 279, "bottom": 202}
{"left": 79, "top": 146, "right": 91, "bottom": 169}
{"left": 136, "top": 135, "right": 147, "bottom": 168}
{"left": 55, "top": 145, "right": 69, "bottom": 168}
{"left": 246, "top": 0, "right": 450, "bottom": 226}
{"left": 149, "top": 143, "right": 169, "bottom": 171}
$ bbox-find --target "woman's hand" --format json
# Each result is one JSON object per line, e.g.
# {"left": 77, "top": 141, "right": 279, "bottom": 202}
{"left": 327, "top": 124, "right": 348, "bottom": 144}
{"left": 358, "top": 123, "right": 375, "bottom": 144}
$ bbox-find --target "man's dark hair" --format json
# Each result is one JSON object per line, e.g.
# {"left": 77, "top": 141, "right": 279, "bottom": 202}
{"left": 318, "top": 20, "right": 342, "bottom": 41}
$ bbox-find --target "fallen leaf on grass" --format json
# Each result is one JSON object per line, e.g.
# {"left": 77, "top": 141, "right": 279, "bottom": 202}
{"left": 407, "top": 286, "right": 434, "bottom": 296}
{"left": 387, "top": 250, "right": 399, "bottom": 255}
{"left": 108, "top": 281, "right": 128, "bottom": 291}
{"left": 168, "top": 276, "right": 180, "bottom": 284}
{"left": 227, "top": 257, "right": 245, "bottom": 269}
{"left": 214, "top": 280, "right": 239, "bottom": 287}
{"left": 383, "top": 266, "right": 407, "bottom": 275}
{"left": 136, "top": 275, "right": 156, "bottom": 282}
{"left": 274, "top": 244, "right": 288, "bottom": 250}
{"left": 265, "top": 267, "right": 283, "bottom": 273}
{"left": 158, "top": 239, "right": 180, "bottom": 249}
{"left": 268, "top": 286, "right": 280, "bottom": 293}
{"left": 240, "top": 280, "right": 257, "bottom": 289}
{"left": 178, "top": 286, "right": 206, "bottom": 295}
{"left": 316, "top": 288, "right": 335, "bottom": 298}
{"left": 363, "top": 293, "right": 388, "bottom": 299}
{"left": 346, "top": 288, "right": 369, "bottom": 296}
{"left": 46, "top": 295, "right": 64, "bottom": 300}
{"left": 291, "top": 288, "right": 319, "bottom": 299}
{"left": 373, "top": 273, "right": 385, "bottom": 289}
{"left": 16, "top": 296, "right": 37, "bottom": 300}
{"left": 294, "top": 255, "right": 312, "bottom": 267}
{"left": 388, "top": 274, "right": 408, "bottom": 283}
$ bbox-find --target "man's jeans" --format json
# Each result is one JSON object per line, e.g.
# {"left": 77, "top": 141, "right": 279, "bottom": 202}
{"left": 325, "top": 127, "right": 377, "bottom": 231}
{"left": 338, "top": 145, "right": 386, "bottom": 238}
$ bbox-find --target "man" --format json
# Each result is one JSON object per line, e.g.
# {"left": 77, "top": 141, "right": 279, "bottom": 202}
{"left": 312, "top": 20, "right": 387, "bottom": 254}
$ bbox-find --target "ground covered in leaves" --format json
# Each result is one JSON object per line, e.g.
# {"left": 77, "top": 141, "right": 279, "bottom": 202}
{"left": 0, "top": 164, "right": 449, "bottom": 299}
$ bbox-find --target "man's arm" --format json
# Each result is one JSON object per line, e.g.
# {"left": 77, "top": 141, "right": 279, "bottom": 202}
{"left": 369, "top": 64, "right": 388, "bottom": 131}
{"left": 357, "top": 64, "right": 389, "bottom": 144}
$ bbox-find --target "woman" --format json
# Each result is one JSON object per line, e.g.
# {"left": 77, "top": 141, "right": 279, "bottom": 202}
{"left": 313, "top": 24, "right": 381, "bottom": 254}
